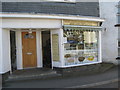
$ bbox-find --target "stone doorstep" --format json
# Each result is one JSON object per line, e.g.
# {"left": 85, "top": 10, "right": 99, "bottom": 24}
{"left": 6, "top": 70, "right": 61, "bottom": 82}
{"left": 9, "top": 71, "right": 56, "bottom": 79}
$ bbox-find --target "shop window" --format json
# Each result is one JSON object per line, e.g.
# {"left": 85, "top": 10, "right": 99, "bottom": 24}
{"left": 63, "top": 29, "right": 99, "bottom": 66}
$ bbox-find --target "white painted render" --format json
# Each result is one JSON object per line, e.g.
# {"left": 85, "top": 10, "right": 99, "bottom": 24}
{"left": 1, "top": 29, "right": 11, "bottom": 73}
{"left": 16, "top": 30, "right": 22, "bottom": 69}
{"left": 99, "top": 0, "right": 119, "bottom": 64}
{"left": 36, "top": 30, "right": 43, "bottom": 68}
{"left": 2, "top": 18, "right": 62, "bottom": 29}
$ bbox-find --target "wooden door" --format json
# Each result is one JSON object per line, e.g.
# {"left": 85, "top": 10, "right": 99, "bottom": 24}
{"left": 22, "top": 32, "right": 37, "bottom": 68}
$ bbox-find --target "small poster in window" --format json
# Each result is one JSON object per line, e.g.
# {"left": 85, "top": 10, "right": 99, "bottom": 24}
{"left": 52, "top": 34, "right": 59, "bottom": 61}
{"left": 64, "top": 37, "right": 67, "bottom": 43}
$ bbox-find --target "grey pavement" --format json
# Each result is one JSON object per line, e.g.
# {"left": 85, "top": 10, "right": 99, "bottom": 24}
{"left": 91, "top": 81, "right": 119, "bottom": 88}
{"left": 2, "top": 66, "right": 119, "bottom": 88}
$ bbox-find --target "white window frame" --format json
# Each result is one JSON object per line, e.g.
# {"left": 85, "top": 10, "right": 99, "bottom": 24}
{"left": 43, "top": 0, "right": 76, "bottom": 2}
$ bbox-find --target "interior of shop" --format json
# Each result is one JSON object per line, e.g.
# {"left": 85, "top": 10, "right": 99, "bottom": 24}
{"left": 10, "top": 30, "right": 17, "bottom": 71}
{"left": 42, "top": 31, "right": 52, "bottom": 68}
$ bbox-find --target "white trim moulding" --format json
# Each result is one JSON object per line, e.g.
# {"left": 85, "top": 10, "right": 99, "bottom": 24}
{"left": 0, "top": 13, "right": 105, "bottom": 22}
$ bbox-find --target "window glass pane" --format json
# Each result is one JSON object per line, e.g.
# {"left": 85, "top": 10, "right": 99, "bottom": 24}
{"left": 63, "top": 29, "right": 99, "bottom": 66}
{"left": 24, "top": 33, "right": 34, "bottom": 39}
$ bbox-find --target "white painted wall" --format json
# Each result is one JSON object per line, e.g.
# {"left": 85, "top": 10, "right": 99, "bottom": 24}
{"left": 99, "top": 0, "right": 119, "bottom": 64}
{"left": 36, "top": 30, "right": 43, "bottom": 68}
{"left": 16, "top": 30, "right": 23, "bottom": 69}
{"left": 2, "top": 18, "right": 62, "bottom": 29}
{"left": 1, "top": 29, "right": 11, "bottom": 73}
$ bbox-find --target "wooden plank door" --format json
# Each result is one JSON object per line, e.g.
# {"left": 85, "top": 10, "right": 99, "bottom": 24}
{"left": 22, "top": 32, "right": 37, "bottom": 68}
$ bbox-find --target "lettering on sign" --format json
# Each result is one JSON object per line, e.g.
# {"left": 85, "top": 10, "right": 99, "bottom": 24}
{"left": 63, "top": 20, "right": 99, "bottom": 26}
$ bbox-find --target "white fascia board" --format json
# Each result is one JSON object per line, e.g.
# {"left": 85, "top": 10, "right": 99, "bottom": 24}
{"left": 0, "top": 13, "right": 105, "bottom": 22}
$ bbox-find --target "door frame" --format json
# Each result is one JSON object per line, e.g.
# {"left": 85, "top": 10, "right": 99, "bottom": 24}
{"left": 16, "top": 29, "right": 42, "bottom": 70}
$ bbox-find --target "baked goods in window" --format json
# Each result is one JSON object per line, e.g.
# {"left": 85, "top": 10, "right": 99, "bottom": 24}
{"left": 78, "top": 57, "right": 85, "bottom": 62}
{"left": 87, "top": 56, "right": 94, "bottom": 61}
{"left": 64, "top": 54, "right": 71, "bottom": 58}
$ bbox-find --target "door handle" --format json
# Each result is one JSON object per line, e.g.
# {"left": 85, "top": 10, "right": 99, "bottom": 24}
{"left": 26, "top": 52, "right": 32, "bottom": 55}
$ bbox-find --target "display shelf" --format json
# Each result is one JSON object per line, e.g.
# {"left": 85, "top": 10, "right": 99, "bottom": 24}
{"left": 64, "top": 42, "right": 84, "bottom": 44}
{"left": 64, "top": 55, "right": 98, "bottom": 65}
{"left": 64, "top": 49, "right": 98, "bottom": 52}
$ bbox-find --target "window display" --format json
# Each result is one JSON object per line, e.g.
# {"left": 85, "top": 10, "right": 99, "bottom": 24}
{"left": 63, "top": 28, "right": 99, "bottom": 66}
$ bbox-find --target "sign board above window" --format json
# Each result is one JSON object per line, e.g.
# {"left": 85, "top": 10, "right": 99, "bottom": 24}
{"left": 63, "top": 20, "right": 99, "bottom": 26}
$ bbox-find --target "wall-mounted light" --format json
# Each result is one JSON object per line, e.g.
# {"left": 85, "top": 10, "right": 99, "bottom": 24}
{"left": 28, "top": 29, "right": 32, "bottom": 34}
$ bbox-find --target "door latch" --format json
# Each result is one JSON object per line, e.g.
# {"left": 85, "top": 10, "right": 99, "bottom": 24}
{"left": 26, "top": 52, "right": 32, "bottom": 55}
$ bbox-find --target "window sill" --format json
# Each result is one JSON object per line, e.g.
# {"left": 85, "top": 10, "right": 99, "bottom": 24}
{"left": 61, "top": 61, "right": 102, "bottom": 68}
{"left": 41, "top": 0, "right": 76, "bottom": 3}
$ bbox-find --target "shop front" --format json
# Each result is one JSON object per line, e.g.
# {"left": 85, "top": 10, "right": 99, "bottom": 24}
{"left": 0, "top": 13, "right": 104, "bottom": 75}
{"left": 52, "top": 20, "right": 102, "bottom": 68}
